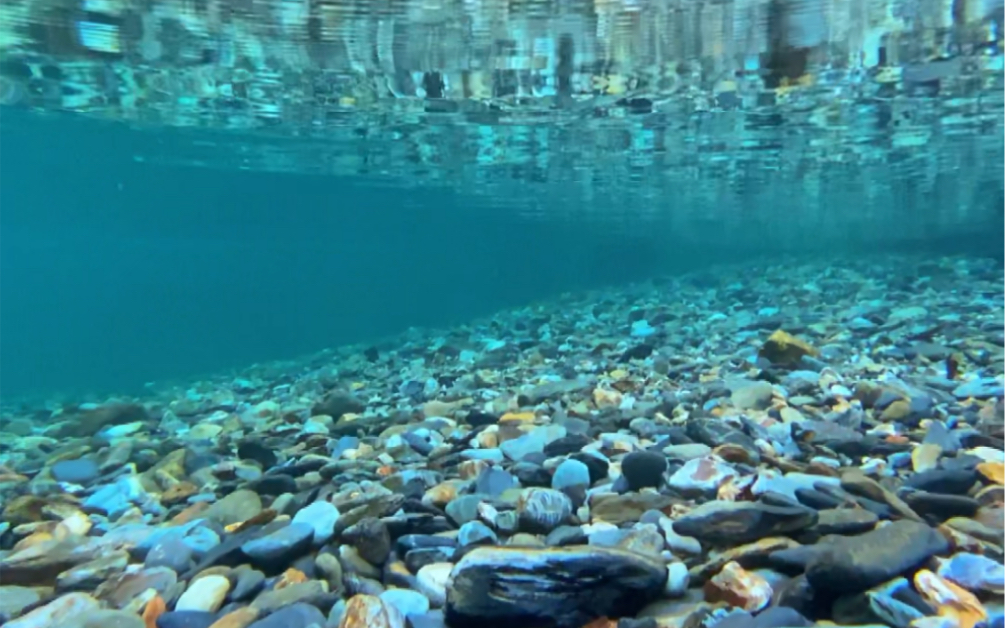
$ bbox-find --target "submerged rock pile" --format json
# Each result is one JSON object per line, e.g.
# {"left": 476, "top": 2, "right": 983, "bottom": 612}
{"left": 0, "top": 255, "right": 1002, "bottom": 628}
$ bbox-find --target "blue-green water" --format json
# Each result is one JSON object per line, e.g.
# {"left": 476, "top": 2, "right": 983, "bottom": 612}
{"left": 2, "top": 108, "right": 1002, "bottom": 399}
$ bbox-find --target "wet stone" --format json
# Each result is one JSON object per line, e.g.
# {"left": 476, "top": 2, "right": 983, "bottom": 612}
{"left": 515, "top": 488, "right": 573, "bottom": 533}
{"left": 240, "top": 522, "right": 314, "bottom": 571}
{"left": 621, "top": 450, "right": 668, "bottom": 491}
{"left": 154, "top": 610, "right": 218, "bottom": 628}
{"left": 805, "top": 519, "right": 950, "bottom": 595}
{"left": 473, "top": 467, "right": 518, "bottom": 496}
{"left": 291, "top": 500, "right": 340, "bottom": 546}
{"left": 342, "top": 517, "right": 391, "bottom": 565}
{"left": 552, "top": 459, "right": 591, "bottom": 490}
{"left": 51, "top": 458, "right": 101, "bottom": 484}
{"left": 145, "top": 537, "right": 195, "bottom": 573}
{"left": 445, "top": 546, "right": 667, "bottom": 628}
{"left": 672, "top": 501, "right": 817, "bottom": 546}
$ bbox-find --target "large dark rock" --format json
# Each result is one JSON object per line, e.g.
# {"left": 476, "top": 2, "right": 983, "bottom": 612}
{"left": 311, "top": 390, "right": 366, "bottom": 419}
{"left": 672, "top": 501, "right": 817, "bottom": 546}
{"left": 904, "top": 468, "right": 979, "bottom": 495}
{"left": 54, "top": 403, "right": 149, "bottom": 438}
{"left": 445, "top": 546, "right": 666, "bottom": 628}
{"left": 805, "top": 520, "right": 949, "bottom": 595}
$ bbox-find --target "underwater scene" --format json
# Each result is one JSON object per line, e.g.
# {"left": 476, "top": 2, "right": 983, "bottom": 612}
{"left": 0, "top": 0, "right": 1004, "bottom": 627}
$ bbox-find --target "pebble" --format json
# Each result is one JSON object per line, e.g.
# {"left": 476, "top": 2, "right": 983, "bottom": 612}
{"left": 174, "top": 575, "right": 230, "bottom": 612}
{"left": 51, "top": 458, "right": 101, "bottom": 484}
{"left": 246, "top": 602, "right": 325, "bottom": 628}
{"left": 240, "top": 522, "right": 315, "bottom": 569}
{"left": 620, "top": 450, "right": 668, "bottom": 490}
{"left": 806, "top": 519, "right": 950, "bottom": 594}
{"left": 445, "top": 546, "right": 666, "bottom": 628}
{"left": 291, "top": 501, "right": 340, "bottom": 545}
{"left": 551, "top": 459, "right": 591, "bottom": 490}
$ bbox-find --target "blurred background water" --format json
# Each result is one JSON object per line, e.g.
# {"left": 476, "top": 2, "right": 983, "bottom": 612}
{"left": 0, "top": 0, "right": 1002, "bottom": 400}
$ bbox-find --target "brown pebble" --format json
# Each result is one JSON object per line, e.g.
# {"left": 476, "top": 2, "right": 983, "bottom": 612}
{"left": 225, "top": 509, "right": 277, "bottom": 534}
{"left": 208, "top": 606, "right": 260, "bottom": 628}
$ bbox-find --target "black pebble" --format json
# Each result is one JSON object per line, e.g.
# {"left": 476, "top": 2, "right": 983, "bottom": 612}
{"left": 621, "top": 450, "right": 667, "bottom": 491}
{"left": 248, "top": 474, "right": 297, "bottom": 495}
{"left": 903, "top": 491, "right": 981, "bottom": 520}
{"left": 237, "top": 440, "right": 278, "bottom": 468}
{"left": 905, "top": 468, "right": 978, "bottom": 494}
{"left": 570, "top": 452, "right": 609, "bottom": 485}
{"left": 543, "top": 434, "right": 591, "bottom": 457}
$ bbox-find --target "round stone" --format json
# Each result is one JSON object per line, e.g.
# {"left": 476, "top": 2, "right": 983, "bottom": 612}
{"left": 621, "top": 450, "right": 668, "bottom": 491}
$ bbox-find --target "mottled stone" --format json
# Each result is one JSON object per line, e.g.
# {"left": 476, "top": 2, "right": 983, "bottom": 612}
{"left": 672, "top": 501, "right": 817, "bottom": 546}
{"left": 445, "top": 546, "right": 666, "bottom": 628}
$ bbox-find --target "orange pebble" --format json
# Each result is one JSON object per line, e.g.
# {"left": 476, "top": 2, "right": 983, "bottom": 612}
{"left": 143, "top": 595, "right": 166, "bottom": 628}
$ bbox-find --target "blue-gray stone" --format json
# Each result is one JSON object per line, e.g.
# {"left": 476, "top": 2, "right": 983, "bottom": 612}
{"left": 474, "top": 467, "right": 518, "bottom": 496}
{"left": 144, "top": 536, "right": 194, "bottom": 573}
{"left": 444, "top": 495, "right": 484, "bottom": 526}
{"left": 953, "top": 378, "right": 1004, "bottom": 399}
{"left": 380, "top": 588, "right": 431, "bottom": 618}
{"left": 291, "top": 501, "right": 340, "bottom": 546}
{"left": 230, "top": 568, "right": 265, "bottom": 601}
{"left": 457, "top": 521, "right": 497, "bottom": 547}
{"left": 551, "top": 459, "right": 591, "bottom": 491}
{"left": 240, "top": 522, "right": 314, "bottom": 568}
{"left": 246, "top": 602, "right": 325, "bottom": 628}
{"left": 328, "top": 436, "right": 360, "bottom": 458}
{"left": 51, "top": 458, "right": 100, "bottom": 484}
{"left": 181, "top": 526, "right": 220, "bottom": 558}
{"left": 403, "top": 430, "right": 437, "bottom": 455}
{"left": 155, "top": 611, "right": 218, "bottom": 628}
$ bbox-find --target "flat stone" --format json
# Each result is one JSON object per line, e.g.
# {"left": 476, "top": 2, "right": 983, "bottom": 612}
{"left": 63, "top": 609, "right": 146, "bottom": 628}
{"left": 667, "top": 456, "right": 737, "bottom": 495}
{"left": 145, "top": 537, "right": 195, "bottom": 573}
{"left": 0, "top": 586, "right": 41, "bottom": 620}
{"left": 380, "top": 589, "right": 431, "bottom": 619}
{"left": 730, "top": 381, "right": 775, "bottom": 410}
{"left": 202, "top": 490, "right": 263, "bottom": 527}
{"left": 805, "top": 520, "right": 950, "bottom": 594}
{"left": 240, "top": 522, "right": 314, "bottom": 570}
{"left": 4, "top": 593, "right": 100, "bottom": 628}
{"left": 175, "top": 574, "right": 230, "bottom": 612}
{"left": 249, "top": 580, "right": 328, "bottom": 614}
{"left": 0, "top": 537, "right": 104, "bottom": 586}
{"left": 291, "top": 501, "right": 340, "bottom": 546}
{"left": 246, "top": 602, "right": 326, "bottom": 628}
{"left": 672, "top": 501, "right": 817, "bottom": 546}
{"left": 590, "top": 493, "right": 678, "bottom": 525}
{"left": 154, "top": 610, "right": 218, "bottom": 628}
{"left": 810, "top": 508, "right": 879, "bottom": 536}
{"left": 445, "top": 546, "right": 667, "bottom": 628}
{"left": 51, "top": 459, "right": 101, "bottom": 484}
{"left": 56, "top": 550, "right": 130, "bottom": 592}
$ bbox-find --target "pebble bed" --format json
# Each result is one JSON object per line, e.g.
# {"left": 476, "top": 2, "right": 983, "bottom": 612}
{"left": 0, "top": 255, "right": 1003, "bottom": 628}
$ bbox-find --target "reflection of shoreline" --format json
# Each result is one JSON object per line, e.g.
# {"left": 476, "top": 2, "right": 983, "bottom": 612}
{"left": 0, "top": 0, "right": 1000, "bottom": 123}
